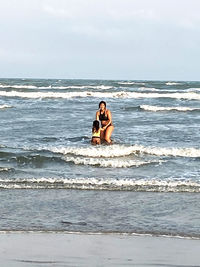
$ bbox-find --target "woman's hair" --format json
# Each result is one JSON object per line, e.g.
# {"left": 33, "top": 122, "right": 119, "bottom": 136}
{"left": 92, "top": 120, "right": 100, "bottom": 132}
{"left": 99, "top": 101, "right": 106, "bottom": 108}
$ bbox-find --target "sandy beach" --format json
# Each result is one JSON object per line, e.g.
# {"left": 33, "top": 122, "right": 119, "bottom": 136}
{"left": 0, "top": 232, "right": 199, "bottom": 267}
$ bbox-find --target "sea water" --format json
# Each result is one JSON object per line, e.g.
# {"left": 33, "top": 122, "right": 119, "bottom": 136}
{"left": 0, "top": 78, "right": 200, "bottom": 238}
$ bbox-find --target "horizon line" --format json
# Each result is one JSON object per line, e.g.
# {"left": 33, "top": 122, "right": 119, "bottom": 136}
{"left": 0, "top": 77, "right": 199, "bottom": 83}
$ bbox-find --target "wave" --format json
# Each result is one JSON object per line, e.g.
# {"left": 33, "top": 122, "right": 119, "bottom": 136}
{"left": 12, "top": 154, "right": 64, "bottom": 166}
{"left": 48, "top": 145, "right": 139, "bottom": 158}
{"left": 47, "top": 146, "right": 162, "bottom": 168}
{"left": 1, "top": 90, "right": 200, "bottom": 100}
{"left": 140, "top": 105, "right": 200, "bottom": 112}
{"left": 46, "top": 144, "right": 200, "bottom": 158}
{"left": 0, "top": 177, "right": 199, "bottom": 192}
{"left": 186, "top": 88, "right": 200, "bottom": 92}
{"left": 62, "top": 85, "right": 113, "bottom": 90}
{"left": 134, "top": 145, "right": 200, "bottom": 158}
{"left": 0, "top": 230, "right": 198, "bottom": 240}
{"left": 0, "top": 104, "right": 12, "bottom": 109}
{"left": 118, "top": 82, "right": 146, "bottom": 85}
{"left": 0, "top": 167, "right": 12, "bottom": 172}
{"left": 0, "top": 84, "right": 38, "bottom": 89}
{"left": 62, "top": 156, "right": 161, "bottom": 168}
{"left": 165, "top": 82, "right": 182, "bottom": 85}
{"left": 138, "top": 87, "right": 160, "bottom": 92}
{"left": 0, "top": 84, "right": 113, "bottom": 90}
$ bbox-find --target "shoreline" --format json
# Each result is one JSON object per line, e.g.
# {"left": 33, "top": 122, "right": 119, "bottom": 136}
{"left": 0, "top": 232, "right": 199, "bottom": 267}
{"left": 0, "top": 230, "right": 199, "bottom": 240}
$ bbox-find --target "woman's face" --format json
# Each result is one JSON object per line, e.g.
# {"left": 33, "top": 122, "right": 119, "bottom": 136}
{"left": 99, "top": 103, "right": 106, "bottom": 111}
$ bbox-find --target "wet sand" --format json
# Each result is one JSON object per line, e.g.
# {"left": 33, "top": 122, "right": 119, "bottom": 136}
{"left": 0, "top": 232, "right": 199, "bottom": 267}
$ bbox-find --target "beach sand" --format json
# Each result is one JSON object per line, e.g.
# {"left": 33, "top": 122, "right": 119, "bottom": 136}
{"left": 0, "top": 232, "right": 199, "bottom": 266}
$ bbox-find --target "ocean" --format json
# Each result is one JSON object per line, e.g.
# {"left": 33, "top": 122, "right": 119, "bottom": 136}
{"left": 0, "top": 78, "right": 200, "bottom": 239}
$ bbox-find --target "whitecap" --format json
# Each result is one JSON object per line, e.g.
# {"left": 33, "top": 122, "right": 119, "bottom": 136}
{"left": 140, "top": 105, "right": 199, "bottom": 112}
{"left": 46, "top": 144, "right": 200, "bottom": 158}
{"left": 166, "top": 82, "right": 182, "bottom": 85}
{"left": 48, "top": 145, "right": 138, "bottom": 158}
{"left": 138, "top": 87, "right": 160, "bottom": 91}
{"left": 118, "top": 82, "right": 146, "bottom": 85}
{"left": 0, "top": 84, "right": 113, "bottom": 90}
{"left": 0, "top": 177, "right": 199, "bottom": 192}
{"left": 0, "top": 84, "right": 38, "bottom": 89}
{"left": 133, "top": 144, "right": 200, "bottom": 158}
{"left": 1, "top": 90, "right": 200, "bottom": 100}
{"left": 0, "top": 104, "right": 12, "bottom": 109}
{"left": 62, "top": 156, "right": 161, "bottom": 168}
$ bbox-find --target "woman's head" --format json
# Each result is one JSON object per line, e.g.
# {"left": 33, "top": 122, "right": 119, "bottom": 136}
{"left": 93, "top": 120, "right": 100, "bottom": 131}
{"left": 99, "top": 101, "right": 106, "bottom": 110}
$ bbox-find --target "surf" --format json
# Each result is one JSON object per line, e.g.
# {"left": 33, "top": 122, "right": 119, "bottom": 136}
{"left": 44, "top": 144, "right": 200, "bottom": 158}
{"left": 1, "top": 90, "right": 200, "bottom": 100}
{"left": 0, "top": 177, "right": 199, "bottom": 192}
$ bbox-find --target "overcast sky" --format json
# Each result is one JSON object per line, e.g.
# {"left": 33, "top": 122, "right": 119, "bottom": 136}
{"left": 0, "top": 0, "right": 200, "bottom": 80}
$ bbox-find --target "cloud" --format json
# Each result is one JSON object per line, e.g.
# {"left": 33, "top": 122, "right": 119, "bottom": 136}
{"left": 0, "top": 0, "right": 200, "bottom": 79}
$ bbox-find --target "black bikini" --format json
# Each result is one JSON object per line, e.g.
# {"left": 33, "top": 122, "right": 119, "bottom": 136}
{"left": 99, "top": 111, "right": 109, "bottom": 121}
{"left": 99, "top": 110, "right": 113, "bottom": 129}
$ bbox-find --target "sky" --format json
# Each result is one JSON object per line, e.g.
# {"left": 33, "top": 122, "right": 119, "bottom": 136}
{"left": 0, "top": 0, "right": 200, "bottom": 81}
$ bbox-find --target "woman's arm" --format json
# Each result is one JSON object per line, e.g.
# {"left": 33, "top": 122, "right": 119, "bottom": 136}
{"left": 103, "top": 110, "right": 112, "bottom": 130}
{"left": 96, "top": 110, "right": 100, "bottom": 120}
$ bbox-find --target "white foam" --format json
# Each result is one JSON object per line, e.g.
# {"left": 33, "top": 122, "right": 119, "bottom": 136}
{"left": 0, "top": 167, "right": 11, "bottom": 171}
{"left": 0, "top": 84, "right": 38, "bottom": 89}
{"left": 0, "top": 84, "right": 113, "bottom": 90}
{"left": 1, "top": 90, "right": 200, "bottom": 100}
{"left": 0, "top": 104, "right": 12, "bottom": 109}
{"left": 39, "top": 85, "right": 113, "bottom": 90}
{"left": 140, "top": 105, "right": 198, "bottom": 112}
{"left": 49, "top": 145, "right": 137, "bottom": 158}
{"left": 63, "top": 156, "right": 160, "bottom": 168}
{"left": 134, "top": 145, "right": 200, "bottom": 158}
{"left": 47, "top": 144, "right": 200, "bottom": 158}
{"left": 138, "top": 87, "right": 160, "bottom": 92}
{"left": 0, "top": 177, "right": 199, "bottom": 192}
{"left": 118, "top": 82, "right": 146, "bottom": 85}
{"left": 166, "top": 82, "right": 182, "bottom": 85}
{"left": 186, "top": 88, "right": 200, "bottom": 92}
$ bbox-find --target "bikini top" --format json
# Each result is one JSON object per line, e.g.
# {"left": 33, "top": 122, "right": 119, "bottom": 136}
{"left": 99, "top": 110, "right": 109, "bottom": 121}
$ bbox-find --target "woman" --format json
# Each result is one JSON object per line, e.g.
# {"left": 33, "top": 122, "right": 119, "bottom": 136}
{"left": 96, "top": 101, "right": 114, "bottom": 144}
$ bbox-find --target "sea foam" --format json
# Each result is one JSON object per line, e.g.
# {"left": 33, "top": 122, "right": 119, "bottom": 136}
{"left": 1, "top": 90, "right": 200, "bottom": 100}
{"left": 140, "top": 105, "right": 199, "bottom": 112}
{"left": 166, "top": 82, "right": 182, "bottom": 85}
{"left": 62, "top": 156, "right": 161, "bottom": 168}
{"left": 0, "top": 177, "right": 199, "bottom": 192}
{"left": 46, "top": 144, "right": 200, "bottom": 158}
{"left": 0, "top": 105, "right": 12, "bottom": 109}
{"left": 0, "top": 84, "right": 113, "bottom": 90}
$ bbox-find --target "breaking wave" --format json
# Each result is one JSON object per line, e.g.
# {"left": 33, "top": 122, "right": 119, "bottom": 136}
{"left": 0, "top": 84, "right": 38, "bottom": 89}
{"left": 46, "top": 144, "right": 200, "bottom": 158}
{"left": 138, "top": 87, "right": 160, "bottom": 92}
{"left": 118, "top": 82, "right": 146, "bottom": 85}
{"left": 48, "top": 145, "right": 139, "bottom": 158}
{"left": 140, "top": 105, "right": 200, "bottom": 112}
{"left": 1, "top": 90, "right": 200, "bottom": 100}
{"left": 0, "top": 84, "right": 113, "bottom": 90}
{"left": 62, "top": 156, "right": 161, "bottom": 168}
{"left": 165, "top": 82, "right": 182, "bottom": 85}
{"left": 0, "top": 177, "right": 199, "bottom": 192}
{"left": 0, "top": 167, "right": 12, "bottom": 172}
{"left": 0, "top": 104, "right": 12, "bottom": 109}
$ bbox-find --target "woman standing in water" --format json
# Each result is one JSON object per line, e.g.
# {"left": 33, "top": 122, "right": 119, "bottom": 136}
{"left": 96, "top": 101, "right": 114, "bottom": 144}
